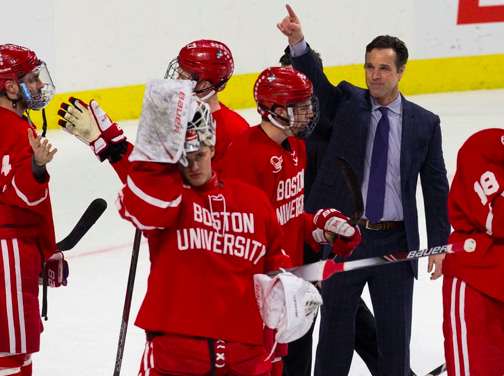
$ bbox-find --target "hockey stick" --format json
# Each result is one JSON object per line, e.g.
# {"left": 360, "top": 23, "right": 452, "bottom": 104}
{"left": 42, "top": 198, "right": 107, "bottom": 320}
{"left": 335, "top": 157, "right": 363, "bottom": 226}
{"left": 424, "top": 363, "right": 446, "bottom": 376}
{"left": 57, "top": 198, "right": 108, "bottom": 251}
{"left": 269, "top": 239, "right": 476, "bottom": 282}
{"left": 113, "top": 229, "right": 142, "bottom": 376}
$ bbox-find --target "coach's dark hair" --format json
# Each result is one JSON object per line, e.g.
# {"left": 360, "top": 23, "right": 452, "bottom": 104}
{"left": 365, "top": 35, "right": 408, "bottom": 71}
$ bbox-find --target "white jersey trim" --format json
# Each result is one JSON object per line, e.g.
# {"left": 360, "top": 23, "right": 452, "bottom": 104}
{"left": 1, "top": 240, "right": 16, "bottom": 353}
{"left": 450, "top": 278, "right": 470, "bottom": 376}
{"left": 115, "top": 196, "right": 160, "bottom": 231}
{"left": 458, "top": 281, "right": 470, "bottom": 376}
{"left": 0, "top": 367, "right": 21, "bottom": 376}
{"left": 127, "top": 176, "right": 182, "bottom": 209}
{"left": 12, "top": 239, "right": 26, "bottom": 354}
{"left": 485, "top": 203, "right": 493, "bottom": 236}
{"left": 12, "top": 176, "right": 48, "bottom": 207}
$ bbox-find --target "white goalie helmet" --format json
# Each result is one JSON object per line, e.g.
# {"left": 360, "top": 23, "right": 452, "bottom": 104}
{"left": 184, "top": 99, "right": 216, "bottom": 153}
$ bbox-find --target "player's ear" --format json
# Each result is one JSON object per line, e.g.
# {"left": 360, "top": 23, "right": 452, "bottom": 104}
{"left": 274, "top": 106, "right": 287, "bottom": 119}
{"left": 210, "top": 146, "right": 215, "bottom": 158}
{"left": 4, "top": 79, "right": 18, "bottom": 94}
{"left": 197, "top": 80, "right": 211, "bottom": 92}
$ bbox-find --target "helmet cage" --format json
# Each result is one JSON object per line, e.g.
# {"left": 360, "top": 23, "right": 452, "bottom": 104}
{"left": 19, "top": 61, "right": 55, "bottom": 110}
{"left": 259, "top": 94, "right": 319, "bottom": 139}
{"left": 165, "top": 57, "right": 229, "bottom": 100}
{"left": 184, "top": 100, "right": 216, "bottom": 153}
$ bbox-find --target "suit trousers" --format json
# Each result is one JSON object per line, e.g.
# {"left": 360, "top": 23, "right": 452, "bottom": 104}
{"left": 315, "top": 226, "right": 414, "bottom": 376}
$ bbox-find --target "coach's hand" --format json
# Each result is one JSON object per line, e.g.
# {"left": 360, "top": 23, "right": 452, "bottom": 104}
{"left": 277, "top": 4, "right": 305, "bottom": 46}
{"left": 428, "top": 254, "right": 445, "bottom": 280}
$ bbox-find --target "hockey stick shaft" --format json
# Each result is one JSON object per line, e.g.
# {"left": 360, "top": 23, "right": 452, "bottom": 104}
{"left": 113, "top": 229, "right": 142, "bottom": 376}
{"left": 335, "top": 157, "right": 363, "bottom": 226}
{"left": 270, "top": 239, "right": 476, "bottom": 282}
{"left": 56, "top": 198, "right": 107, "bottom": 251}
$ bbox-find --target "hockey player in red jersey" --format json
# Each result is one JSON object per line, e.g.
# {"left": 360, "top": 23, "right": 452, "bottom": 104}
{"left": 165, "top": 40, "right": 249, "bottom": 176}
{"left": 220, "top": 67, "right": 361, "bottom": 375}
{"left": 221, "top": 67, "right": 361, "bottom": 268}
{"left": 58, "top": 79, "right": 323, "bottom": 375}
{"left": 0, "top": 44, "right": 60, "bottom": 376}
{"left": 443, "top": 128, "right": 504, "bottom": 376}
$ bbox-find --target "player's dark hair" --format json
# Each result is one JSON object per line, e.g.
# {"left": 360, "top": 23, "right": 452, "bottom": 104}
{"left": 279, "top": 50, "right": 324, "bottom": 70}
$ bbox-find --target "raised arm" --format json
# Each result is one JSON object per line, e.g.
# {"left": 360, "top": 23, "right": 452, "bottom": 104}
{"left": 276, "top": 4, "right": 304, "bottom": 46}
{"left": 277, "top": 4, "right": 342, "bottom": 120}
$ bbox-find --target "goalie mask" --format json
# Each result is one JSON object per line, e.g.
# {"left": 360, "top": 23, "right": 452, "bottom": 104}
{"left": 165, "top": 40, "right": 234, "bottom": 100}
{"left": 254, "top": 67, "right": 319, "bottom": 139}
{"left": 184, "top": 99, "right": 216, "bottom": 153}
{"left": 0, "top": 44, "right": 55, "bottom": 110}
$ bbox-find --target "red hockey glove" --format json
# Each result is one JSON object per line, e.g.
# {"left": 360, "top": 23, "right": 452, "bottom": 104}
{"left": 40, "top": 252, "right": 69, "bottom": 287}
{"left": 313, "top": 208, "right": 361, "bottom": 258}
{"left": 330, "top": 227, "right": 361, "bottom": 258}
{"left": 58, "top": 97, "right": 126, "bottom": 161}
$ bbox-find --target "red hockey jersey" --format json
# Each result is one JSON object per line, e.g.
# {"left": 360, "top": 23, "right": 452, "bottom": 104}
{"left": 445, "top": 128, "right": 504, "bottom": 302}
{"left": 117, "top": 162, "right": 291, "bottom": 345}
{"left": 220, "top": 126, "right": 319, "bottom": 267}
{"left": 211, "top": 102, "right": 249, "bottom": 177}
{"left": 0, "top": 106, "right": 56, "bottom": 354}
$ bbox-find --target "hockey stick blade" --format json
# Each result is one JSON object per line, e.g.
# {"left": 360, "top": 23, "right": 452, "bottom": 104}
{"left": 56, "top": 198, "right": 107, "bottom": 251}
{"left": 335, "top": 157, "right": 363, "bottom": 226}
{"left": 424, "top": 363, "right": 446, "bottom": 376}
{"left": 270, "top": 239, "right": 476, "bottom": 282}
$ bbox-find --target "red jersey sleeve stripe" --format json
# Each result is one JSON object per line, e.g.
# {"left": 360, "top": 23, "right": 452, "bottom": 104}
{"left": 126, "top": 175, "right": 182, "bottom": 209}
{"left": 115, "top": 193, "right": 161, "bottom": 231}
{"left": 11, "top": 176, "right": 48, "bottom": 207}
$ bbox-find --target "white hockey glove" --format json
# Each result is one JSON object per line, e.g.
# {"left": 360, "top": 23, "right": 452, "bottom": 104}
{"left": 129, "top": 79, "right": 197, "bottom": 167}
{"left": 58, "top": 97, "right": 126, "bottom": 161}
{"left": 254, "top": 272, "right": 322, "bottom": 345}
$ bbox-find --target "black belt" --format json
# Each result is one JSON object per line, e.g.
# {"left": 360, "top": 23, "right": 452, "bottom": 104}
{"left": 359, "top": 219, "right": 404, "bottom": 231}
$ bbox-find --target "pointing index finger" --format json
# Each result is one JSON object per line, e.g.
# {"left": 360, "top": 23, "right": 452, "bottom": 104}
{"left": 286, "top": 4, "right": 298, "bottom": 20}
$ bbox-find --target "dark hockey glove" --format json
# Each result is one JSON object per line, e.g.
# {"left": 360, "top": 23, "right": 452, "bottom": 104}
{"left": 58, "top": 97, "right": 127, "bottom": 162}
{"left": 39, "top": 252, "right": 69, "bottom": 288}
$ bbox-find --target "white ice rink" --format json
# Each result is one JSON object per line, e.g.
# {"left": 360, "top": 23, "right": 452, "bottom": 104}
{"left": 33, "top": 89, "right": 504, "bottom": 376}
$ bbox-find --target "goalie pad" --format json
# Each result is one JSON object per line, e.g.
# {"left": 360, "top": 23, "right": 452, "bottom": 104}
{"left": 130, "top": 79, "right": 197, "bottom": 167}
{"left": 254, "top": 272, "right": 322, "bottom": 345}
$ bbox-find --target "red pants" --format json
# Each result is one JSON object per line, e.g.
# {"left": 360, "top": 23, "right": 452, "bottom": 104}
{"left": 0, "top": 353, "right": 32, "bottom": 376}
{"left": 443, "top": 276, "right": 504, "bottom": 376}
{"left": 137, "top": 333, "right": 272, "bottom": 376}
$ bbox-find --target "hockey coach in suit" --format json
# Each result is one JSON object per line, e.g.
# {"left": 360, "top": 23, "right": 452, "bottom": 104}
{"left": 277, "top": 5, "right": 450, "bottom": 376}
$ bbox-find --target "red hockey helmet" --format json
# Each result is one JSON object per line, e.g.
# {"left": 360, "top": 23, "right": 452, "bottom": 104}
{"left": 0, "top": 44, "right": 39, "bottom": 84}
{"left": 0, "top": 44, "right": 55, "bottom": 110}
{"left": 165, "top": 40, "right": 234, "bottom": 96}
{"left": 254, "top": 67, "right": 319, "bottom": 138}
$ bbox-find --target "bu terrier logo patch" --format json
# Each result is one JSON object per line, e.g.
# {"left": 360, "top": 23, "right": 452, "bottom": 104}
{"left": 270, "top": 155, "right": 283, "bottom": 174}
